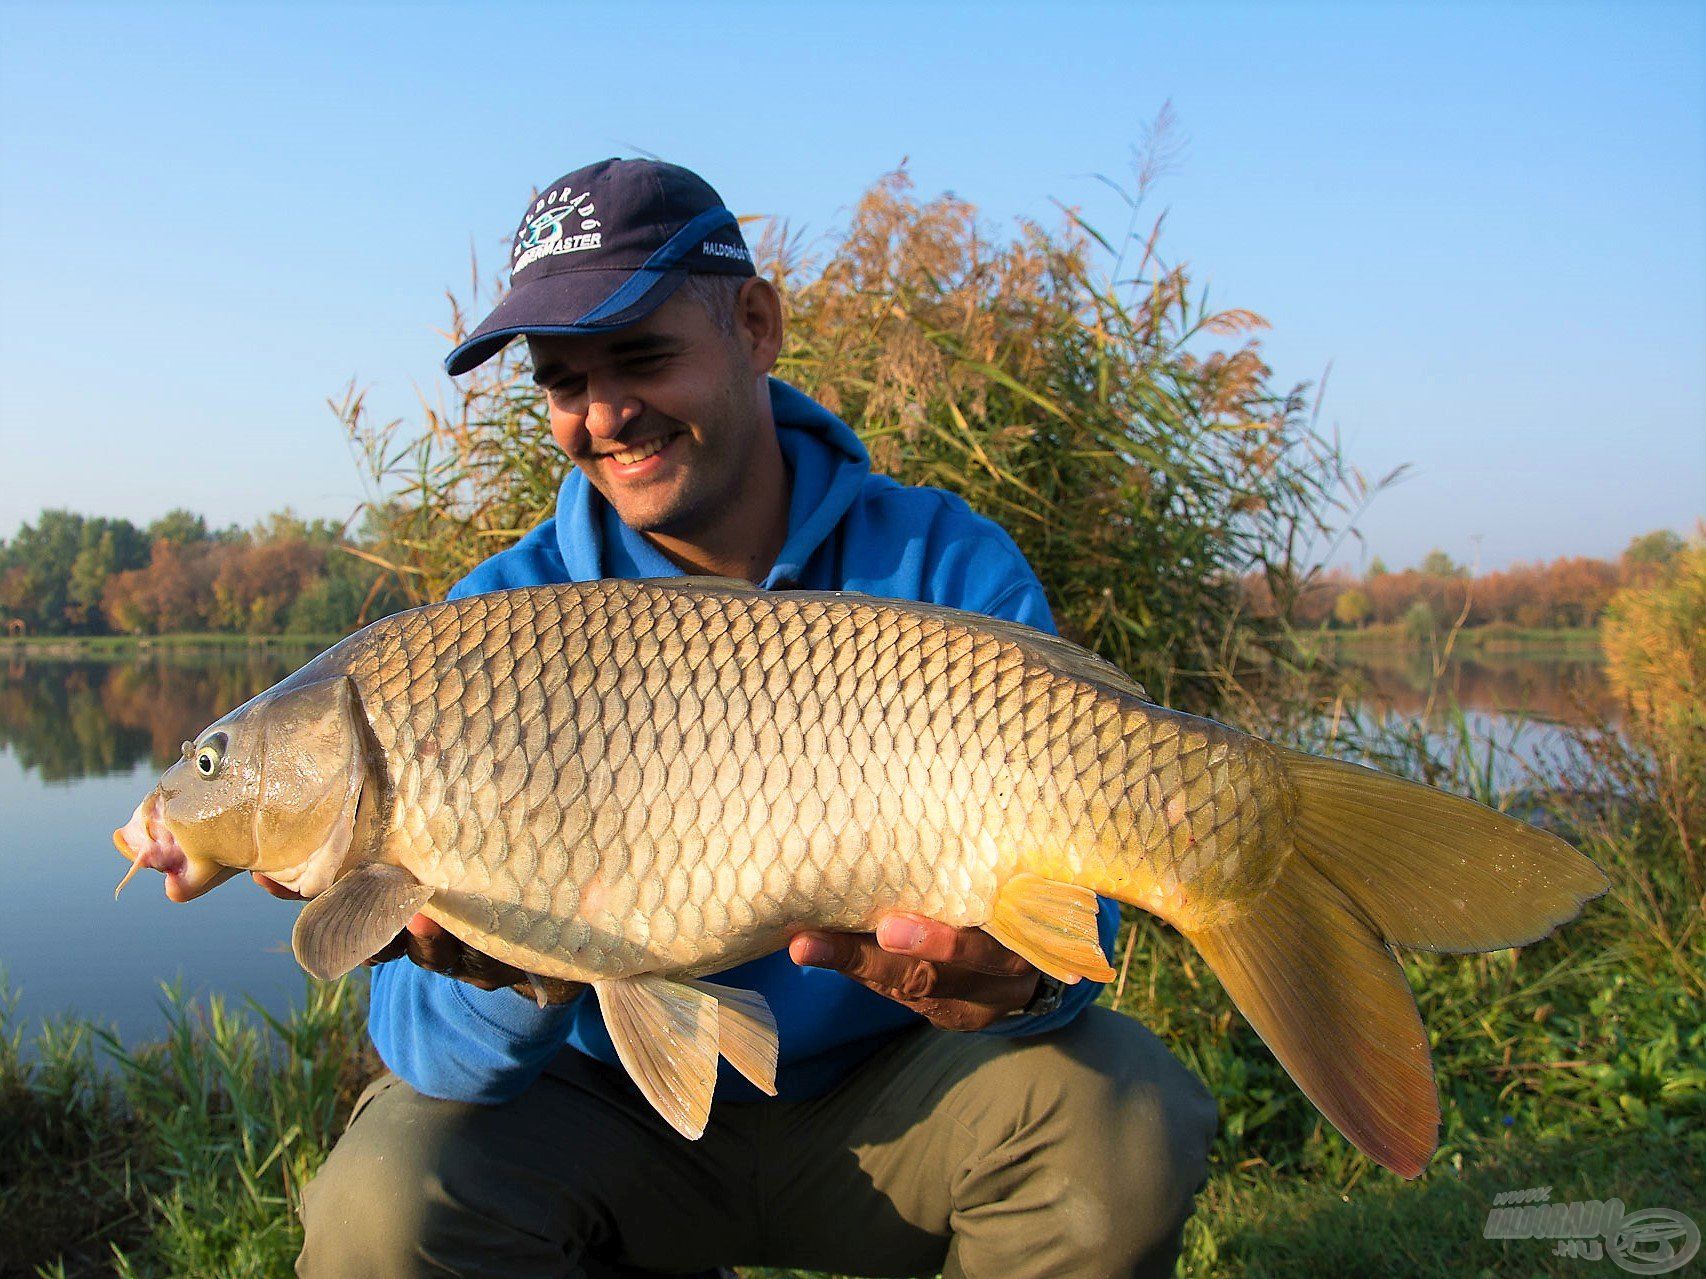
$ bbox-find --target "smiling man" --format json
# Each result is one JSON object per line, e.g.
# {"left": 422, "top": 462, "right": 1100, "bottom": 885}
{"left": 290, "top": 158, "right": 1216, "bottom": 1279}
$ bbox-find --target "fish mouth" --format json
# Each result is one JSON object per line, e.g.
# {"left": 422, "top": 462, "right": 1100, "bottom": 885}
{"left": 113, "top": 792, "right": 238, "bottom": 903}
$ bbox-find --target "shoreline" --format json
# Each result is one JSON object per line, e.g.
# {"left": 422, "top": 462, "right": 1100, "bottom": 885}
{"left": 1314, "top": 625, "right": 1602, "bottom": 656}
{"left": 0, "top": 631, "right": 343, "bottom": 657}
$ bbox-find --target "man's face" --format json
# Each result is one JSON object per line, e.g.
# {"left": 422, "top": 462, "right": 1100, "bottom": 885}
{"left": 527, "top": 286, "right": 763, "bottom": 538}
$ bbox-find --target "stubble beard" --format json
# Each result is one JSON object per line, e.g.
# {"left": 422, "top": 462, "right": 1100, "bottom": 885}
{"left": 613, "top": 372, "right": 761, "bottom": 541}
{"left": 601, "top": 423, "right": 751, "bottom": 541}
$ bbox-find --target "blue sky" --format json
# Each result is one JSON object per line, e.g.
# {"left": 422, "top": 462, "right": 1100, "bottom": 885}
{"left": 1, "top": 0, "right": 1700, "bottom": 571}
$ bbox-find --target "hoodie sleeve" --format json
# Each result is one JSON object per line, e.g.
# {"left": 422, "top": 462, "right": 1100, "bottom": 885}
{"left": 923, "top": 527, "right": 1122, "bottom": 1040}
{"left": 367, "top": 961, "right": 580, "bottom": 1105}
{"left": 363, "top": 562, "right": 583, "bottom": 1106}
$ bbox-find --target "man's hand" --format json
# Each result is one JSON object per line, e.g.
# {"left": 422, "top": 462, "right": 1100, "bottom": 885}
{"left": 788, "top": 912, "right": 1040, "bottom": 1031}
{"left": 250, "top": 873, "right": 583, "bottom": 1004}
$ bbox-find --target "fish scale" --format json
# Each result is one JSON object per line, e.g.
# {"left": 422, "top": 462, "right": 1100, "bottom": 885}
{"left": 277, "top": 580, "right": 1269, "bottom": 982}
{"left": 119, "top": 576, "right": 1608, "bottom": 1170}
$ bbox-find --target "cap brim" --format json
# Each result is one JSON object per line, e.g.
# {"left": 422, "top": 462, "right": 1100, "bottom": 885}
{"left": 443, "top": 266, "right": 690, "bottom": 376}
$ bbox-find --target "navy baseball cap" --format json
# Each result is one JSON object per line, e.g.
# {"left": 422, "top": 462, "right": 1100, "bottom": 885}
{"left": 444, "top": 158, "right": 756, "bottom": 376}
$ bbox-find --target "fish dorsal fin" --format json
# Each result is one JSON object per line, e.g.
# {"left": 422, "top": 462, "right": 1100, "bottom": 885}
{"left": 291, "top": 864, "right": 436, "bottom": 981}
{"left": 687, "top": 979, "right": 779, "bottom": 1096}
{"left": 639, "top": 574, "right": 765, "bottom": 594}
{"left": 595, "top": 975, "right": 721, "bottom": 1140}
{"left": 956, "top": 613, "right": 1149, "bottom": 702}
{"left": 638, "top": 580, "right": 1149, "bottom": 703}
{"left": 984, "top": 872, "right": 1116, "bottom": 985}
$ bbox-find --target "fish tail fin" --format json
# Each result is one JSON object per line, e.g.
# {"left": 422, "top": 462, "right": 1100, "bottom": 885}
{"left": 1180, "top": 857, "right": 1439, "bottom": 1177}
{"left": 1276, "top": 748, "right": 1610, "bottom": 954}
{"left": 1178, "top": 749, "right": 1608, "bottom": 1178}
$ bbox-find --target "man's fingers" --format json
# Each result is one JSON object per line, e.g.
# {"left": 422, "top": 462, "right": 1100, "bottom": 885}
{"left": 874, "top": 914, "right": 1034, "bottom": 976}
{"left": 456, "top": 946, "right": 527, "bottom": 988}
{"left": 403, "top": 915, "right": 462, "bottom": 973}
{"left": 791, "top": 931, "right": 1035, "bottom": 1006}
{"left": 393, "top": 914, "right": 527, "bottom": 988}
{"left": 363, "top": 933, "right": 410, "bottom": 966}
{"left": 791, "top": 931, "right": 905, "bottom": 986}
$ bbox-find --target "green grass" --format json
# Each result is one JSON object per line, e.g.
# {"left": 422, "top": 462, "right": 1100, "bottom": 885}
{"left": 1, "top": 981, "right": 373, "bottom": 1278}
{"left": 3, "top": 720, "right": 1700, "bottom": 1278}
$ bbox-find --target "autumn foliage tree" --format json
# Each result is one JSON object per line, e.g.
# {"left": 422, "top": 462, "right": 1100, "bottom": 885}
{"left": 0, "top": 506, "right": 398, "bottom": 638}
{"left": 1304, "top": 533, "right": 1682, "bottom": 634}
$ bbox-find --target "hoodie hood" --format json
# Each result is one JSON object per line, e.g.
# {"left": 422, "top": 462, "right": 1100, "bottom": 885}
{"left": 554, "top": 377, "right": 870, "bottom": 586}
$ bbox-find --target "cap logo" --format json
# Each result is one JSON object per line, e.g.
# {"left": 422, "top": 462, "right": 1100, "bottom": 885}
{"left": 701, "top": 239, "right": 751, "bottom": 263}
{"left": 513, "top": 186, "right": 604, "bottom": 274}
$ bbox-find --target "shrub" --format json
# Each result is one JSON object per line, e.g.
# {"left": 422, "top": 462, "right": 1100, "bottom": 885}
{"left": 1600, "top": 539, "right": 1705, "bottom": 884}
{"left": 343, "top": 160, "right": 1365, "bottom": 715}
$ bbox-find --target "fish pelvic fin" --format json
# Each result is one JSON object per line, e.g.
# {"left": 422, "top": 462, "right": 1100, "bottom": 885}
{"left": 984, "top": 872, "right": 1116, "bottom": 984}
{"left": 1279, "top": 747, "right": 1610, "bottom": 953}
{"left": 291, "top": 864, "right": 436, "bottom": 981}
{"left": 686, "top": 979, "right": 779, "bottom": 1096}
{"left": 1181, "top": 856, "right": 1439, "bottom": 1179}
{"left": 595, "top": 975, "right": 720, "bottom": 1140}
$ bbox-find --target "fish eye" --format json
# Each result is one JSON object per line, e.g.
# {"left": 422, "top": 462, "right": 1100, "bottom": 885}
{"left": 194, "top": 733, "right": 228, "bottom": 779}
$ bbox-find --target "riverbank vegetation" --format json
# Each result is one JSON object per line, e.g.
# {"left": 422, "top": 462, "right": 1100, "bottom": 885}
{"left": 1266, "top": 530, "right": 1693, "bottom": 646}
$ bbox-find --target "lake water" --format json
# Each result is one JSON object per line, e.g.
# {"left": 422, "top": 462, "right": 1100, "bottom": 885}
{"left": 0, "top": 649, "right": 315, "bottom": 1045}
{"left": 0, "top": 642, "right": 1612, "bottom": 1045}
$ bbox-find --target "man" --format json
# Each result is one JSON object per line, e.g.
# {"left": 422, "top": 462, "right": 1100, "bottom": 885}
{"left": 286, "top": 158, "right": 1216, "bottom": 1279}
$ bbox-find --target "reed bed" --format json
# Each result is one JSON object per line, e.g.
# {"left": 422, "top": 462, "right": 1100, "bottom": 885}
{"left": 341, "top": 161, "right": 1384, "bottom": 716}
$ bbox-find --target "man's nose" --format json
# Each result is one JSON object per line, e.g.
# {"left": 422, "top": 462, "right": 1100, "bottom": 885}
{"left": 583, "top": 380, "right": 642, "bottom": 439}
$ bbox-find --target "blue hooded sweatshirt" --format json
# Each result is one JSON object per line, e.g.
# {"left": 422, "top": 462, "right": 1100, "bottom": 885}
{"left": 368, "top": 377, "right": 1121, "bottom": 1105}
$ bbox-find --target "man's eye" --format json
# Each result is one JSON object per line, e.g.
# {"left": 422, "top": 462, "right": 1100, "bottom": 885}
{"left": 547, "top": 380, "right": 586, "bottom": 403}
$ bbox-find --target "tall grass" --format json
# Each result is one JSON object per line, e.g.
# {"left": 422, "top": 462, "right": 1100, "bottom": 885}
{"left": 340, "top": 154, "right": 1390, "bottom": 715}
{"left": 2, "top": 981, "right": 368, "bottom": 1278}
{"left": 1599, "top": 540, "right": 1704, "bottom": 889}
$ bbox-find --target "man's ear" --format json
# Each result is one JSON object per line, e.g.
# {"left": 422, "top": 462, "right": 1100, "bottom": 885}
{"left": 736, "top": 276, "right": 784, "bottom": 378}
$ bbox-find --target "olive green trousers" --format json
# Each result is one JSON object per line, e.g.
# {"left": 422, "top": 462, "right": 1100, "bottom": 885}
{"left": 296, "top": 1006, "right": 1216, "bottom": 1279}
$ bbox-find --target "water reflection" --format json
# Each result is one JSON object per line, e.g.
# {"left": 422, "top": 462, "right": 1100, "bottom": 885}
{"left": 0, "top": 649, "right": 320, "bottom": 1046}
{"left": 1337, "top": 650, "right": 1612, "bottom": 726}
{"left": 0, "top": 651, "right": 304, "bottom": 782}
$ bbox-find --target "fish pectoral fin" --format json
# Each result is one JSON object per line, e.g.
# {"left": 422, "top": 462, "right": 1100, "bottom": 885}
{"left": 687, "top": 979, "right": 779, "bottom": 1097}
{"left": 594, "top": 976, "right": 720, "bottom": 1141}
{"left": 290, "top": 864, "right": 436, "bottom": 982}
{"left": 984, "top": 872, "right": 1116, "bottom": 985}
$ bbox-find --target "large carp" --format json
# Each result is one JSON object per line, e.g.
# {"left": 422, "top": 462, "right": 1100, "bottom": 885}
{"left": 113, "top": 578, "right": 1606, "bottom": 1174}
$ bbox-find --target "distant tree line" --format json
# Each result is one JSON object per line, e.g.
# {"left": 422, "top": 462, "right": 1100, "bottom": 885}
{"left": 1249, "top": 529, "right": 1693, "bottom": 638}
{"left": 0, "top": 508, "right": 402, "bottom": 637}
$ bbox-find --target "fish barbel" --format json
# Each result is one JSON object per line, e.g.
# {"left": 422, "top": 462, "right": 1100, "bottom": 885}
{"left": 112, "top": 578, "right": 1607, "bottom": 1173}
